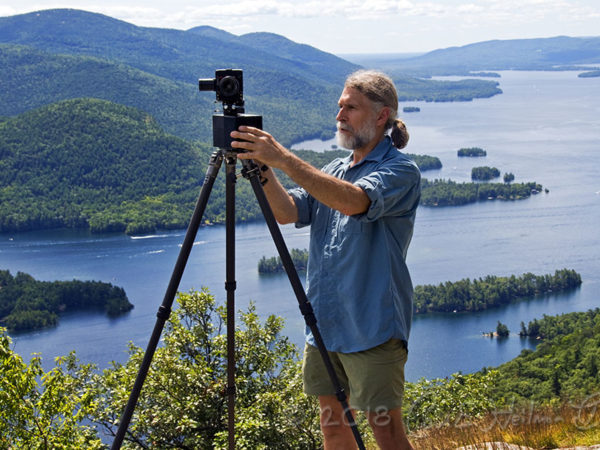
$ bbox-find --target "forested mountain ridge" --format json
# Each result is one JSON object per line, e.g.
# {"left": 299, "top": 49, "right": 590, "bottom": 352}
{"left": 0, "top": 98, "right": 211, "bottom": 234}
{"left": 0, "top": 8, "right": 357, "bottom": 88}
{"left": 365, "top": 35, "right": 600, "bottom": 76}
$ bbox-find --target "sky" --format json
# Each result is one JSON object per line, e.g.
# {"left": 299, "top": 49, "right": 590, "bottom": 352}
{"left": 1, "top": 0, "right": 599, "bottom": 55}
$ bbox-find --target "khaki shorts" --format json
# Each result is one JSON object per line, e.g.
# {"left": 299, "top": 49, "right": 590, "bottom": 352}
{"left": 302, "top": 339, "right": 408, "bottom": 412}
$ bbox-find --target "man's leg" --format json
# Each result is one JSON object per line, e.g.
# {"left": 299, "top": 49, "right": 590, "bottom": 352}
{"left": 366, "top": 407, "right": 413, "bottom": 450}
{"left": 318, "top": 394, "right": 357, "bottom": 450}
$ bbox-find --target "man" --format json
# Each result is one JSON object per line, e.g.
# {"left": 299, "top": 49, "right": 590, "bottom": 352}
{"left": 231, "top": 70, "right": 420, "bottom": 450}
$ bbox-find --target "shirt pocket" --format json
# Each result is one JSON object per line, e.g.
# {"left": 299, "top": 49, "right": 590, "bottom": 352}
{"left": 335, "top": 213, "right": 363, "bottom": 237}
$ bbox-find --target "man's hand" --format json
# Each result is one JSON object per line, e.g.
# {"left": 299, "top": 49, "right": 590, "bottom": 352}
{"left": 230, "top": 126, "right": 291, "bottom": 170}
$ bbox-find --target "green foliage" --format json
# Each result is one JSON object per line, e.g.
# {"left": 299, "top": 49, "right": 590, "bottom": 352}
{"left": 0, "top": 98, "right": 210, "bottom": 233}
{"left": 0, "top": 268, "right": 133, "bottom": 333}
{"left": 413, "top": 269, "right": 582, "bottom": 314}
{"left": 88, "top": 289, "right": 321, "bottom": 448}
{"left": 504, "top": 172, "right": 515, "bottom": 183}
{"left": 404, "top": 370, "right": 501, "bottom": 432}
{"left": 2, "top": 286, "right": 600, "bottom": 445}
{"left": 458, "top": 147, "right": 487, "bottom": 157}
{"left": 0, "top": 328, "right": 103, "bottom": 448}
{"left": 496, "top": 321, "right": 510, "bottom": 337}
{"left": 258, "top": 248, "right": 308, "bottom": 274}
{"left": 406, "top": 153, "right": 443, "bottom": 171}
{"left": 420, "top": 179, "right": 544, "bottom": 206}
{"left": 471, "top": 166, "right": 500, "bottom": 181}
{"left": 491, "top": 309, "right": 600, "bottom": 405}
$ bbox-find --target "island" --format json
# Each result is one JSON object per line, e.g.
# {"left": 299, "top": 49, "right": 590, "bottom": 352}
{"left": 413, "top": 269, "right": 581, "bottom": 314}
{"left": 258, "top": 248, "right": 308, "bottom": 274}
{"left": 503, "top": 172, "right": 515, "bottom": 183}
{"left": 578, "top": 70, "right": 600, "bottom": 78}
{"left": 0, "top": 269, "right": 133, "bottom": 332}
{"left": 471, "top": 166, "right": 500, "bottom": 181}
{"left": 458, "top": 147, "right": 487, "bottom": 157}
{"left": 420, "top": 179, "right": 543, "bottom": 206}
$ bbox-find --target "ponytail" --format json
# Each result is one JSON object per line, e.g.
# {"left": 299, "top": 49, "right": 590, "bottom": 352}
{"left": 391, "top": 119, "right": 409, "bottom": 149}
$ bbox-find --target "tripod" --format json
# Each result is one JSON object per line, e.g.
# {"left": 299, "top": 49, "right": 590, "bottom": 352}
{"left": 110, "top": 148, "right": 365, "bottom": 449}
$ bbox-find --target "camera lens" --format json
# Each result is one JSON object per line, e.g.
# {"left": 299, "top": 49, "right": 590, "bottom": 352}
{"left": 218, "top": 76, "right": 240, "bottom": 98}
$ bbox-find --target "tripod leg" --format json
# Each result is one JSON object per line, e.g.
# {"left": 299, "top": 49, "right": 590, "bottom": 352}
{"left": 111, "top": 150, "right": 225, "bottom": 449}
{"left": 240, "top": 159, "right": 366, "bottom": 450}
{"left": 225, "top": 154, "right": 237, "bottom": 450}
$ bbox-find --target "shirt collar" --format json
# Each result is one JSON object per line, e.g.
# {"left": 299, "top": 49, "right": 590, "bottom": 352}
{"left": 344, "top": 135, "right": 393, "bottom": 168}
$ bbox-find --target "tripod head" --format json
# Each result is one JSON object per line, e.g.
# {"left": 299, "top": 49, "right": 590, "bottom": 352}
{"left": 199, "top": 68, "right": 262, "bottom": 149}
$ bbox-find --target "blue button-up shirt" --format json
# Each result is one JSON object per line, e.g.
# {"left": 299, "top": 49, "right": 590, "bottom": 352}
{"left": 289, "top": 136, "right": 421, "bottom": 353}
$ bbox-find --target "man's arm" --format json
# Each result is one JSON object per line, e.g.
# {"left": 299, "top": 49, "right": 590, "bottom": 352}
{"left": 231, "top": 127, "right": 371, "bottom": 217}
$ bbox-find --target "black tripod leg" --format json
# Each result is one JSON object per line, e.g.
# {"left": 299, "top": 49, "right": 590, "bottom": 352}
{"left": 225, "top": 154, "right": 237, "bottom": 450}
{"left": 240, "top": 159, "right": 365, "bottom": 450}
{"left": 111, "top": 150, "right": 225, "bottom": 450}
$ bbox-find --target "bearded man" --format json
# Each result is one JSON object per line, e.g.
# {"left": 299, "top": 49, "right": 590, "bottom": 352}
{"left": 231, "top": 70, "right": 421, "bottom": 450}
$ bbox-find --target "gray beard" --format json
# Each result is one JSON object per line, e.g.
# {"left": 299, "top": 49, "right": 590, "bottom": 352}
{"left": 336, "top": 121, "right": 377, "bottom": 150}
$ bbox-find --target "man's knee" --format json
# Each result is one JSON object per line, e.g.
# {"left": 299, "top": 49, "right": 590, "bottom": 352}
{"left": 319, "top": 396, "right": 356, "bottom": 443}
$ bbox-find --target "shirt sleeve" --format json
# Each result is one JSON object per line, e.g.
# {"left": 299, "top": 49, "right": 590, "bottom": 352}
{"left": 288, "top": 186, "right": 314, "bottom": 228}
{"left": 352, "top": 160, "right": 421, "bottom": 222}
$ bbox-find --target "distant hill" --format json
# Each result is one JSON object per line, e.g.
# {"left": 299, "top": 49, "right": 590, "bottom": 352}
{"left": 0, "top": 8, "right": 505, "bottom": 147}
{"left": 369, "top": 36, "right": 600, "bottom": 76}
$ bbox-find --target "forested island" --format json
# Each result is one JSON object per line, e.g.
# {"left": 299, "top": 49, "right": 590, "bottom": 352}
{"left": 420, "top": 179, "right": 543, "bottom": 206}
{"left": 258, "top": 249, "right": 308, "bottom": 274}
{"left": 578, "top": 70, "right": 600, "bottom": 78}
{"left": 471, "top": 166, "right": 500, "bottom": 181}
{"left": 0, "top": 269, "right": 133, "bottom": 332}
{"left": 403, "top": 106, "right": 421, "bottom": 113}
{"left": 413, "top": 269, "right": 581, "bottom": 314}
{"left": 458, "top": 147, "right": 487, "bottom": 157}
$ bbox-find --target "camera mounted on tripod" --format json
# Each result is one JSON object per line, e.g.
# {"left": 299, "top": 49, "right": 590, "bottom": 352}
{"left": 199, "top": 69, "right": 262, "bottom": 150}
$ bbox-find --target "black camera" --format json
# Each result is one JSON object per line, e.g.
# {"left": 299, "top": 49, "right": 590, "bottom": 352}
{"left": 199, "top": 69, "right": 244, "bottom": 108}
{"left": 199, "top": 69, "right": 262, "bottom": 150}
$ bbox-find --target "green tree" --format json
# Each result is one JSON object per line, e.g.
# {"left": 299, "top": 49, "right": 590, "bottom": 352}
{"left": 504, "top": 172, "right": 515, "bottom": 183}
{"left": 0, "top": 329, "right": 103, "bottom": 448}
{"left": 496, "top": 321, "right": 509, "bottom": 337}
{"left": 88, "top": 289, "right": 322, "bottom": 449}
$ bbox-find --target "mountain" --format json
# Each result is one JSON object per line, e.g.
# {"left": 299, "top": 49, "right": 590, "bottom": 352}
{"left": 0, "top": 9, "right": 364, "bottom": 145}
{"left": 0, "top": 9, "right": 506, "bottom": 146}
{"left": 0, "top": 98, "right": 210, "bottom": 234}
{"left": 0, "top": 44, "right": 215, "bottom": 142}
{"left": 0, "top": 9, "right": 356, "bottom": 89}
{"left": 371, "top": 36, "right": 600, "bottom": 76}
{"left": 0, "top": 43, "right": 340, "bottom": 145}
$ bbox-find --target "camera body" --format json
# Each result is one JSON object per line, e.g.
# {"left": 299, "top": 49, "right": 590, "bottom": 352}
{"left": 199, "top": 69, "right": 244, "bottom": 107}
{"left": 199, "top": 69, "right": 262, "bottom": 149}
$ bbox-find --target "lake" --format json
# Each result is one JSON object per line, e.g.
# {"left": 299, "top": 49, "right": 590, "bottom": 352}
{"left": 3, "top": 70, "right": 600, "bottom": 382}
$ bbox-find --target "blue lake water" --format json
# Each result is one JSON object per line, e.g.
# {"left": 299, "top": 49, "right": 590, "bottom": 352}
{"left": 3, "top": 71, "right": 600, "bottom": 382}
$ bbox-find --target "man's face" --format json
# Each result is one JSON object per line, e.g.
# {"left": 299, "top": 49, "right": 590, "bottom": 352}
{"left": 335, "top": 87, "right": 378, "bottom": 151}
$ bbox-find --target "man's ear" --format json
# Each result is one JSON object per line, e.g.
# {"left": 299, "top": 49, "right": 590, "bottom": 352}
{"left": 376, "top": 107, "right": 391, "bottom": 128}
